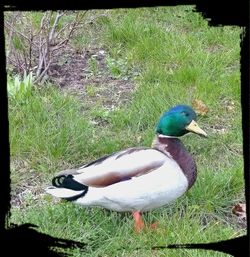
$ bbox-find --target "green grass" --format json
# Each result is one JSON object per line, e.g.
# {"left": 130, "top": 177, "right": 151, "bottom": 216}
{"left": 8, "top": 6, "right": 245, "bottom": 257}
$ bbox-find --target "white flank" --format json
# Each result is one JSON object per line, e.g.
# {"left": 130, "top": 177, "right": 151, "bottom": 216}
{"left": 75, "top": 157, "right": 188, "bottom": 212}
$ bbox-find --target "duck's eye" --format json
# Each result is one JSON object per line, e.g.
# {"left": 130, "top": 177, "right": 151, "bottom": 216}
{"left": 182, "top": 112, "right": 189, "bottom": 117}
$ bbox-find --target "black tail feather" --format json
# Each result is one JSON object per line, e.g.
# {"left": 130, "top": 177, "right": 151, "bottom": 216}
{"left": 63, "top": 190, "right": 88, "bottom": 201}
{"left": 52, "top": 174, "right": 89, "bottom": 201}
{"left": 52, "top": 174, "right": 87, "bottom": 191}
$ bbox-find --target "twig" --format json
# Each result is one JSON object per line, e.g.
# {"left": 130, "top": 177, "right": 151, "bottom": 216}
{"left": 5, "top": 20, "right": 31, "bottom": 42}
{"left": 34, "top": 58, "right": 52, "bottom": 84}
{"left": 6, "top": 12, "right": 20, "bottom": 59}
{"left": 57, "top": 11, "right": 88, "bottom": 47}
{"left": 49, "top": 11, "right": 64, "bottom": 42}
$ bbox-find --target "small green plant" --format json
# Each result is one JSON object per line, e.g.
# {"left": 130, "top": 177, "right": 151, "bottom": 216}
{"left": 88, "top": 56, "right": 99, "bottom": 76}
{"left": 106, "top": 56, "right": 128, "bottom": 78}
{"left": 86, "top": 84, "right": 97, "bottom": 97}
{"left": 7, "top": 71, "right": 33, "bottom": 100}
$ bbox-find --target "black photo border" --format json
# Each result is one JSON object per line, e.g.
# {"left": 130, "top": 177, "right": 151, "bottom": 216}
{"left": 1, "top": 1, "right": 249, "bottom": 256}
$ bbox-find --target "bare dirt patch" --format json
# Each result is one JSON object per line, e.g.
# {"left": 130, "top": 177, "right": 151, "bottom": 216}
{"left": 49, "top": 47, "right": 137, "bottom": 110}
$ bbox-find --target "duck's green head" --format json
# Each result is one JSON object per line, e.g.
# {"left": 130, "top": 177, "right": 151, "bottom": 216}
{"left": 156, "top": 105, "right": 207, "bottom": 137}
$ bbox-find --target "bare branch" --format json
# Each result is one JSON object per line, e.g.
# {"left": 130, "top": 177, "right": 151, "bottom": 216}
{"left": 36, "top": 36, "right": 46, "bottom": 77}
{"left": 36, "top": 13, "right": 46, "bottom": 37}
{"left": 54, "top": 22, "right": 71, "bottom": 39}
{"left": 49, "top": 11, "right": 64, "bottom": 42}
{"left": 5, "top": 12, "right": 20, "bottom": 58}
{"left": 57, "top": 11, "right": 88, "bottom": 47}
{"left": 5, "top": 20, "right": 31, "bottom": 42}
{"left": 34, "top": 58, "right": 52, "bottom": 83}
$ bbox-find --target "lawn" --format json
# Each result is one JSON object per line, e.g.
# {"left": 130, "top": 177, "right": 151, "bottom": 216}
{"left": 8, "top": 6, "right": 245, "bottom": 257}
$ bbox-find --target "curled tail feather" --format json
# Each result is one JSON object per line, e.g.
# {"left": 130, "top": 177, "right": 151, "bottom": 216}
{"left": 46, "top": 174, "right": 88, "bottom": 201}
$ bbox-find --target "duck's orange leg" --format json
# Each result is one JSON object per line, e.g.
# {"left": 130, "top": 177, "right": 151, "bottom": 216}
{"left": 132, "top": 211, "right": 144, "bottom": 233}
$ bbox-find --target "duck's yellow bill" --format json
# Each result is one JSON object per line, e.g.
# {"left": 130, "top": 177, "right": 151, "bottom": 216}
{"left": 186, "top": 120, "right": 207, "bottom": 137}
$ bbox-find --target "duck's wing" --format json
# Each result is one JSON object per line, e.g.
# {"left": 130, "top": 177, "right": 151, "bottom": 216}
{"left": 52, "top": 147, "right": 168, "bottom": 188}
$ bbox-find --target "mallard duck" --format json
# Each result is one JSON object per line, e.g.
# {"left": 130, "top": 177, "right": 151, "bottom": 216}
{"left": 46, "top": 105, "right": 207, "bottom": 232}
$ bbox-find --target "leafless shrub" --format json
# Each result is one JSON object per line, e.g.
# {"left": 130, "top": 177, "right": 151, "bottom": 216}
{"left": 4, "top": 11, "right": 87, "bottom": 83}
